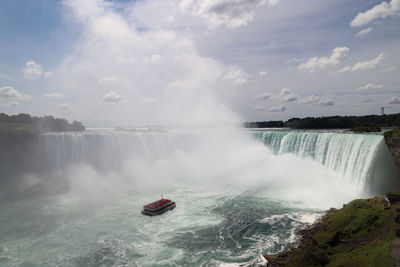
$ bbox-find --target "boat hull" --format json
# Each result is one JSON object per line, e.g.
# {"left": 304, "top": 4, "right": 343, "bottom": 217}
{"left": 141, "top": 203, "right": 176, "bottom": 216}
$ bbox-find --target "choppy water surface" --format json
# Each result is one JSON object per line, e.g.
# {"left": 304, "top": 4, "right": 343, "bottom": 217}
{"left": 0, "top": 188, "right": 321, "bottom": 266}
{"left": 0, "top": 129, "right": 397, "bottom": 266}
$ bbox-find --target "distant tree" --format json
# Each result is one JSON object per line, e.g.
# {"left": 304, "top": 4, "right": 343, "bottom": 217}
{"left": 0, "top": 113, "right": 85, "bottom": 133}
{"left": 245, "top": 113, "right": 400, "bottom": 129}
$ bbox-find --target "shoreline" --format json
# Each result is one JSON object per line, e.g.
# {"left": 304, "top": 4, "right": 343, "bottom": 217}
{"left": 263, "top": 195, "right": 399, "bottom": 266}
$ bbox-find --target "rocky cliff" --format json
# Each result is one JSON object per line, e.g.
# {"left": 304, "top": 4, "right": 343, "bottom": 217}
{"left": 385, "top": 129, "right": 400, "bottom": 178}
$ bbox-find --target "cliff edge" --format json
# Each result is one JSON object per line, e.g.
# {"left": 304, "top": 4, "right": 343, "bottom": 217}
{"left": 385, "top": 129, "right": 400, "bottom": 177}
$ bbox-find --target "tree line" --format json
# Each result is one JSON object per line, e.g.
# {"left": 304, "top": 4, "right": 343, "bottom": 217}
{"left": 244, "top": 113, "right": 400, "bottom": 129}
{"left": 0, "top": 113, "right": 85, "bottom": 133}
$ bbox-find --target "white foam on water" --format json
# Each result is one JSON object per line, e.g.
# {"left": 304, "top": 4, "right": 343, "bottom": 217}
{"left": 1, "top": 128, "right": 397, "bottom": 265}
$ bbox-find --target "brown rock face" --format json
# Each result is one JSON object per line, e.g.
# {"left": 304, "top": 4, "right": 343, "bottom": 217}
{"left": 385, "top": 130, "right": 400, "bottom": 177}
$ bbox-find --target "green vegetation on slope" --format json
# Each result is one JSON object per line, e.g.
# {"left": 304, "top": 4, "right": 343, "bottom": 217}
{"left": 385, "top": 128, "right": 400, "bottom": 139}
{"left": 350, "top": 126, "right": 381, "bottom": 133}
{"left": 267, "top": 196, "right": 400, "bottom": 266}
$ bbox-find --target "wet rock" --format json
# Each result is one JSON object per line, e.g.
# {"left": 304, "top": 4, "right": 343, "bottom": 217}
{"left": 396, "top": 230, "right": 400, "bottom": 238}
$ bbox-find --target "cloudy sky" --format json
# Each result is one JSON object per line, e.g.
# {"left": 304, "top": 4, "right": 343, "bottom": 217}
{"left": 0, "top": 0, "right": 399, "bottom": 126}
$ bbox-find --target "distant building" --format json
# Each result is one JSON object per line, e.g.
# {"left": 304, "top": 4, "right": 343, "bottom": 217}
{"left": 381, "top": 106, "right": 385, "bottom": 116}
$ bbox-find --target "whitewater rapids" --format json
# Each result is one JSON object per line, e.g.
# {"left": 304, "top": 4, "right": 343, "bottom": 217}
{"left": 0, "top": 128, "right": 397, "bottom": 266}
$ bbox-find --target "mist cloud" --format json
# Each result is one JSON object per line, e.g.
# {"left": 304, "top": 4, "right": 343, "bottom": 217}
{"left": 54, "top": 0, "right": 245, "bottom": 126}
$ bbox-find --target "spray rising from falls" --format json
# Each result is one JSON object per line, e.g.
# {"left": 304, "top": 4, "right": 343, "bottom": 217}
{"left": 41, "top": 130, "right": 196, "bottom": 172}
{"left": 255, "top": 131, "right": 398, "bottom": 195}
{"left": 2, "top": 129, "right": 399, "bottom": 266}
{"left": 34, "top": 129, "right": 399, "bottom": 199}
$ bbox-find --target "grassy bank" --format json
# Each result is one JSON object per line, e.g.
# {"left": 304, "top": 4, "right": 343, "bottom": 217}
{"left": 266, "top": 196, "right": 400, "bottom": 266}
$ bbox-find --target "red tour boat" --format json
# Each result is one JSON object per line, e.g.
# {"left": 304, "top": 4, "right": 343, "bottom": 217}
{"left": 141, "top": 196, "right": 176, "bottom": 216}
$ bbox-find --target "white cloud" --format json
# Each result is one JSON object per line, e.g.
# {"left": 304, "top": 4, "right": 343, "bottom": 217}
{"left": 267, "top": 0, "right": 280, "bottom": 6}
{"left": 386, "top": 96, "right": 400, "bottom": 105}
{"left": 4, "top": 101, "right": 20, "bottom": 107}
{"left": 44, "top": 71, "right": 53, "bottom": 78}
{"left": 140, "top": 97, "right": 157, "bottom": 104}
{"left": 255, "top": 92, "right": 271, "bottom": 100}
{"left": 21, "top": 61, "right": 43, "bottom": 79}
{"left": 269, "top": 104, "right": 286, "bottom": 112}
{"left": 252, "top": 105, "right": 264, "bottom": 111}
{"left": 352, "top": 53, "right": 384, "bottom": 71}
{"left": 357, "top": 83, "right": 384, "bottom": 91}
{"left": 338, "top": 53, "right": 384, "bottom": 73}
{"left": 99, "top": 76, "right": 118, "bottom": 84}
{"left": 278, "top": 88, "right": 291, "bottom": 96}
{"left": 58, "top": 104, "right": 73, "bottom": 110}
{"left": 44, "top": 92, "right": 66, "bottom": 98}
{"left": 318, "top": 98, "right": 335, "bottom": 106}
{"left": 0, "top": 72, "right": 13, "bottom": 81}
{"left": 0, "top": 86, "right": 31, "bottom": 101}
{"left": 182, "top": 0, "right": 272, "bottom": 29}
{"left": 302, "top": 94, "right": 335, "bottom": 106}
{"left": 259, "top": 71, "right": 268, "bottom": 76}
{"left": 383, "top": 67, "right": 397, "bottom": 72}
{"left": 103, "top": 91, "right": 125, "bottom": 103}
{"left": 286, "top": 58, "right": 302, "bottom": 64}
{"left": 351, "top": 0, "right": 400, "bottom": 27}
{"left": 298, "top": 47, "right": 349, "bottom": 73}
{"left": 355, "top": 27, "right": 372, "bottom": 37}
{"left": 150, "top": 54, "right": 162, "bottom": 64}
{"left": 224, "top": 69, "right": 250, "bottom": 84}
{"left": 362, "top": 99, "right": 373, "bottom": 103}
{"left": 282, "top": 94, "right": 298, "bottom": 102}
{"left": 337, "top": 66, "right": 351, "bottom": 73}
{"left": 279, "top": 88, "right": 298, "bottom": 102}
{"left": 302, "top": 94, "right": 321, "bottom": 105}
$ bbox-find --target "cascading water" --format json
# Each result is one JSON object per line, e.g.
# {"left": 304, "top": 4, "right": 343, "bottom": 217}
{"left": 0, "top": 128, "right": 398, "bottom": 266}
{"left": 38, "top": 129, "right": 398, "bottom": 195}
{"left": 41, "top": 130, "right": 196, "bottom": 172}
{"left": 255, "top": 131, "right": 398, "bottom": 195}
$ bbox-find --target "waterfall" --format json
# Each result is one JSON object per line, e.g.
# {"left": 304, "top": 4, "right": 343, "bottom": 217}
{"left": 40, "top": 130, "right": 195, "bottom": 172}
{"left": 255, "top": 131, "right": 399, "bottom": 194}
{"left": 35, "top": 129, "right": 399, "bottom": 196}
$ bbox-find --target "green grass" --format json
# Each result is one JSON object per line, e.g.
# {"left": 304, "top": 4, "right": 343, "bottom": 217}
{"left": 385, "top": 128, "right": 400, "bottom": 138}
{"left": 283, "top": 197, "right": 399, "bottom": 266}
{"left": 350, "top": 126, "right": 381, "bottom": 133}
{"left": 328, "top": 239, "right": 393, "bottom": 267}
